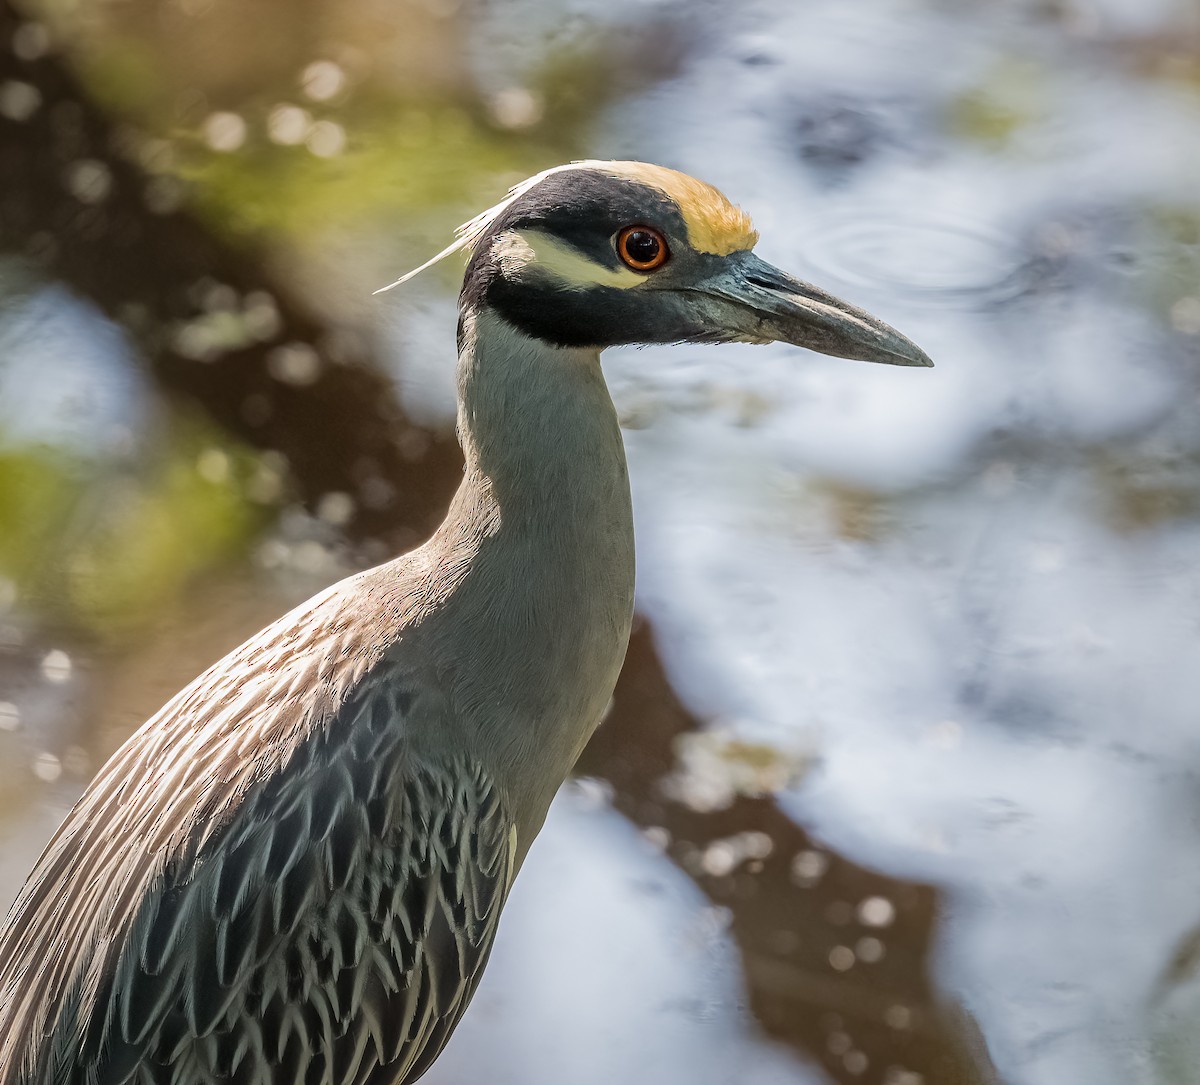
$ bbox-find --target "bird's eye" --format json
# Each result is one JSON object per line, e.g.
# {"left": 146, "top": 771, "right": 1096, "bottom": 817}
{"left": 616, "top": 226, "right": 669, "bottom": 272}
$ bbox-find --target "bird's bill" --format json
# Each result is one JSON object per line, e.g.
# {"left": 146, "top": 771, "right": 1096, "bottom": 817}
{"left": 695, "top": 251, "right": 933, "bottom": 367}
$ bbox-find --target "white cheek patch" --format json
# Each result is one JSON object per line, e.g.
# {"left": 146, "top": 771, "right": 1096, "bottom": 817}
{"left": 493, "top": 229, "right": 647, "bottom": 290}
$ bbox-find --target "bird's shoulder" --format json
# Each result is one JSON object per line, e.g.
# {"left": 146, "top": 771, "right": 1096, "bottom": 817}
{"left": 0, "top": 564, "right": 500, "bottom": 1085}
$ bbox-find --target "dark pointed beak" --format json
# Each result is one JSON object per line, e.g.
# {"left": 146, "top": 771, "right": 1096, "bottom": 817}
{"left": 696, "top": 251, "right": 934, "bottom": 367}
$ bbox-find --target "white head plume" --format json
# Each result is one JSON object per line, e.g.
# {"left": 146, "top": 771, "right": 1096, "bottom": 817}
{"left": 373, "top": 163, "right": 588, "bottom": 295}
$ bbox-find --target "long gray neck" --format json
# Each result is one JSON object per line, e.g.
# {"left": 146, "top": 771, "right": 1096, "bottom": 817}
{"left": 418, "top": 308, "right": 635, "bottom": 838}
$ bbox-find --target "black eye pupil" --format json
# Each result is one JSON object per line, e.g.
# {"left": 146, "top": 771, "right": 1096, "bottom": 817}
{"left": 625, "top": 231, "right": 660, "bottom": 262}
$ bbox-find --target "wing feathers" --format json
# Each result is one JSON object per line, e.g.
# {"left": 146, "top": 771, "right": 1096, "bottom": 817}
{"left": 3, "top": 690, "right": 513, "bottom": 1085}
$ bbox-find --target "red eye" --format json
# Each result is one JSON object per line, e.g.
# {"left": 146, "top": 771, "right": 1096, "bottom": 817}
{"left": 616, "top": 225, "right": 669, "bottom": 271}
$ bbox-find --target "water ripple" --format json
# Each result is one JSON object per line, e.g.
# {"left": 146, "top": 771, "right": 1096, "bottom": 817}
{"left": 801, "top": 212, "right": 1032, "bottom": 308}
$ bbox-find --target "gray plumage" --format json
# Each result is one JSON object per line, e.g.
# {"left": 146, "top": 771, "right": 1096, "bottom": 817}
{"left": 0, "top": 161, "right": 930, "bottom": 1085}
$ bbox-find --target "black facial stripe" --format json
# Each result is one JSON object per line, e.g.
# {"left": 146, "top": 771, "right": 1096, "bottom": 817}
{"left": 485, "top": 277, "right": 695, "bottom": 348}
{"left": 520, "top": 221, "right": 624, "bottom": 273}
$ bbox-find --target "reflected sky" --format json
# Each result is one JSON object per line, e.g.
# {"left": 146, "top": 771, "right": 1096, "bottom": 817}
{"left": 430, "top": 786, "right": 818, "bottom": 1085}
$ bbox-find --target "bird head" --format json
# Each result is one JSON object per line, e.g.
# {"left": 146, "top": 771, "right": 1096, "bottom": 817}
{"left": 378, "top": 161, "right": 932, "bottom": 368}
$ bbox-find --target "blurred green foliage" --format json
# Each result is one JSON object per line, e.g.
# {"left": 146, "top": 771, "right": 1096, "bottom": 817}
{"left": 0, "top": 416, "right": 266, "bottom": 639}
{"left": 179, "top": 104, "right": 533, "bottom": 241}
{"left": 0, "top": 449, "right": 82, "bottom": 591}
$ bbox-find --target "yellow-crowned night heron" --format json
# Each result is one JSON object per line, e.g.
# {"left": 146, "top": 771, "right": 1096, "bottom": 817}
{"left": 0, "top": 161, "right": 931, "bottom": 1085}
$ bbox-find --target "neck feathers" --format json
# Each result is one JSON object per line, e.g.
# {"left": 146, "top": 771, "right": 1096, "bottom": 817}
{"left": 422, "top": 305, "right": 635, "bottom": 828}
{"left": 455, "top": 307, "right": 605, "bottom": 493}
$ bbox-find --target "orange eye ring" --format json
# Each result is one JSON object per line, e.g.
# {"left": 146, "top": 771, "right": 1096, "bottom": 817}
{"left": 616, "top": 225, "right": 670, "bottom": 272}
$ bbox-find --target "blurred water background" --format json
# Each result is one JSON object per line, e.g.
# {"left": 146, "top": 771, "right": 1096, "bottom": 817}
{"left": 2, "top": 0, "right": 1199, "bottom": 1082}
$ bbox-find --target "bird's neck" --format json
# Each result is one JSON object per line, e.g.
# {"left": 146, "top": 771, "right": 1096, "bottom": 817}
{"left": 423, "top": 307, "right": 635, "bottom": 839}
